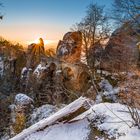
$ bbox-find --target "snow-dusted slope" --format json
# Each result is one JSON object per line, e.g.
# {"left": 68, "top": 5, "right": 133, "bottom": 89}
{"left": 10, "top": 98, "right": 140, "bottom": 140}
{"left": 10, "top": 97, "right": 91, "bottom": 140}
{"left": 73, "top": 102, "right": 140, "bottom": 140}
{"left": 25, "top": 119, "right": 90, "bottom": 140}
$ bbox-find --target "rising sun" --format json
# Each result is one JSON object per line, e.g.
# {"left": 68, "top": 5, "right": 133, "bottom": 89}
{"left": 29, "top": 38, "right": 54, "bottom": 45}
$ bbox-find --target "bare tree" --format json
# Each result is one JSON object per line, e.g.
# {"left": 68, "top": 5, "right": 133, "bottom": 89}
{"left": 112, "top": 0, "right": 140, "bottom": 36}
{"left": 112, "top": 0, "right": 140, "bottom": 21}
{"left": 111, "top": 0, "right": 140, "bottom": 127}
{"left": 72, "top": 3, "right": 111, "bottom": 67}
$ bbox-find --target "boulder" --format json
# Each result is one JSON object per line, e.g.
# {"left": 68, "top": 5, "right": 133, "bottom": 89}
{"left": 10, "top": 94, "right": 34, "bottom": 135}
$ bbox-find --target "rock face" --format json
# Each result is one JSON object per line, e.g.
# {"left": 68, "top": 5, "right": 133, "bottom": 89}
{"left": 102, "top": 22, "right": 140, "bottom": 72}
{"left": 55, "top": 31, "right": 90, "bottom": 92}
{"left": 56, "top": 31, "right": 82, "bottom": 63}
{"left": 20, "top": 33, "right": 90, "bottom": 105}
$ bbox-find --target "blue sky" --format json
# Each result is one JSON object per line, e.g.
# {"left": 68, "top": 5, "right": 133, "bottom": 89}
{"left": 0, "top": 0, "right": 112, "bottom": 45}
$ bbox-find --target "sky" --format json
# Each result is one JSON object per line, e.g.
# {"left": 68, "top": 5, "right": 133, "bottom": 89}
{"left": 0, "top": 0, "right": 112, "bottom": 46}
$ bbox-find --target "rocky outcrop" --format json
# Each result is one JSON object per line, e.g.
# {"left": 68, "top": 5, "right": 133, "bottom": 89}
{"left": 56, "top": 31, "right": 82, "bottom": 63}
{"left": 20, "top": 33, "right": 90, "bottom": 105}
{"left": 10, "top": 94, "right": 34, "bottom": 136}
{"left": 102, "top": 22, "right": 140, "bottom": 72}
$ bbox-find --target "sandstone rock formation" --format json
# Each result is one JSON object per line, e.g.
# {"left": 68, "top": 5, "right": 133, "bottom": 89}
{"left": 19, "top": 32, "right": 90, "bottom": 106}
{"left": 56, "top": 31, "right": 82, "bottom": 63}
{"left": 102, "top": 22, "right": 140, "bottom": 72}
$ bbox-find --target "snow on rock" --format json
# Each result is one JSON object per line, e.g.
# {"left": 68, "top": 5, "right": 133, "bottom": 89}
{"left": 33, "top": 64, "right": 47, "bottom": 77}
{"left": 25, "top": 119, "right": 90, "bottom": 140}
{"left": 89, "top": 103, "right": 132, "bottom": 138}
{"left": 55, "top": 69, "right": 62, "bottom": 75}
{"left": 15, "top": 93, "right": 33, "bottom": 106}
{"left": 60, "top": 46, "right": 68, "bottom": 55}
{"left": 99, "top": 79, "right": 113, "bottom": 92}
{"left": 10, "top": 98, "right": 140, "bottom": 140}
{"left": 21, "top": 67, "right": 32, "bottom": 78}
{"left": 21, "top": 67, "right": 28, "bottom": 76}
{"left": 87, "top": 103, "right": 139, "bottom": 140}
{"left": 69, "top": 103, "right": 140, "bottom": 140}
{"left": 29, "top": 104, "right": 59, "bottom": 125}
{"left": 10, "top": 97, "right": 91, "bottom": 140}
{"left": 99, "top": 79, "right": 120, "bottom": 101}
{"left": 0, "top": 56, "right": 4, "bottom": 77}
{"left": 95, "top": 94, "right": 103, "bottom": 104}
{"left": 56, "top": 31, "right": 82, "bottom": 63}
{"left": 118, "top": 127, "right": 140, "bottom": 140}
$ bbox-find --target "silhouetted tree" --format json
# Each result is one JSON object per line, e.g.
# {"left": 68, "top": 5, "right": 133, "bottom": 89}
{"left": 72, "top": 3, "right": 111, "bottom": 66}
{"left": 26, "top": 38, "right": 46, "bottom": 69}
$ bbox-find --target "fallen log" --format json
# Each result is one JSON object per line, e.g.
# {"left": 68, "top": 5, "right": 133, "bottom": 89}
{"left": 10, "top": 97, "right": 92, "bottom": 140}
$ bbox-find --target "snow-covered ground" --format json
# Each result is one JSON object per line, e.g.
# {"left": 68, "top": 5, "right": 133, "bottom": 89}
{"left": 99, "top": 79, "right": 120, "bottom": 101}
{"left": 25, "top": 119, "right": 90, "bottom": 140}
{"left": 88, "top": 103, "right": 140, "bottom": 140}
{"left": 10, "top": 97, "right": 140, "bottom": 140}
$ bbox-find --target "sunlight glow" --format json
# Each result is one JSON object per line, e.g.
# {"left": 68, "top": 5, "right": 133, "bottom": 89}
{"left": 28, "top": 38, "right": 55, "bottom": 45}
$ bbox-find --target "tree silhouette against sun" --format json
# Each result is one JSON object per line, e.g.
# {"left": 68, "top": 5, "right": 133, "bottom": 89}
{"left": 26, "top": 38, "right": 46, "bottom": 69}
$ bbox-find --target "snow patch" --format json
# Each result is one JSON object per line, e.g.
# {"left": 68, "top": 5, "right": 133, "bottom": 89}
{"left": 21, "top": 67, "right": 32, "bottom": 78}
{"left": 33, "top": 64, "right": 48, "bottom": 77}
{"left": 15, "top": 93, "right": 33, "bottom": 106}
{"left": 29, "top": 104, "right": 58, "bottom": 125}
{"left": 99, "top": 79, "right": 120, "bottom": 101}
{"left": 25, "top": 119, "right": 90, "bottom": 140}
{"left": 118, "top": 127, "right": 140, "bottom": 140}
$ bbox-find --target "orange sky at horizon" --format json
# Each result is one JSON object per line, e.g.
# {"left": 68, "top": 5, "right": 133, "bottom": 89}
{"left": 0, "top": 22, "right": 66, "bottom": 47}
{"left": 0, "top": 0, "right": 112, "bottom": 49}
